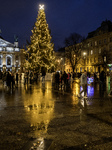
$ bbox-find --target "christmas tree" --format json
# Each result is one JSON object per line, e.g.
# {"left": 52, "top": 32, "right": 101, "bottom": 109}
{"left": 24, "top": 4, "right": 55, "bottom": 72}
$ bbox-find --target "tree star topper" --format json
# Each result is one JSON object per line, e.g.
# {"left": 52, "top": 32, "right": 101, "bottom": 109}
{"left": 39, "top": 4, "right": 44, "bottom": 10}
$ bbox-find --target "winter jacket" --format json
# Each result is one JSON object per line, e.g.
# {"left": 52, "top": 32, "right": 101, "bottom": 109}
{"left": 80, "top": 73, "right": 87, "bottom": 85}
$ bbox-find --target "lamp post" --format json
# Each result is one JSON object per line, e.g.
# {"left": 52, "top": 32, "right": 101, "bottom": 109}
{"left": 83, "top": 52, "right": 86, "bottom": 71}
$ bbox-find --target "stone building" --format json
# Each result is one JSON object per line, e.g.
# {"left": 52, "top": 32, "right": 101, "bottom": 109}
{"left": 65, "top": 20, "right": 112, "bottom": 74}
{"left": 0, "top": 36, "right": 23, "bottom": 72}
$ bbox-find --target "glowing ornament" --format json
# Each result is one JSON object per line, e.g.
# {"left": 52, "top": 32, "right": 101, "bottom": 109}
{"left": 39, "top": 4, "right": 44, "bottom": 10}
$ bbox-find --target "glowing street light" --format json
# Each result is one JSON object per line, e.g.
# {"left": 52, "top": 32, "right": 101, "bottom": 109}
{"left": 83, "top": 52, "right": 86, "bottom": 56}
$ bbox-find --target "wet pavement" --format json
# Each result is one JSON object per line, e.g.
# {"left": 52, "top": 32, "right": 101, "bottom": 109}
{"left": 0, "top": 78, "right": 112, "bottom": 150}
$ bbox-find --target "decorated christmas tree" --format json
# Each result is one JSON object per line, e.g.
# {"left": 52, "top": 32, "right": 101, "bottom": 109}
{"left": 24, "top": 4, "right": 55, "bottom": 72}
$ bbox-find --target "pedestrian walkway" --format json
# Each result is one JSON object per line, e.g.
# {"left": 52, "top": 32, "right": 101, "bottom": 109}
{"left": 0, "top": 80, "right": 112, "bottom": 149}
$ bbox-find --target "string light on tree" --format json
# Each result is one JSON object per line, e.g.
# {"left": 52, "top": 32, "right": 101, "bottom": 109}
{"left": 24, "top": 4, "right": 55, "bottom": 72}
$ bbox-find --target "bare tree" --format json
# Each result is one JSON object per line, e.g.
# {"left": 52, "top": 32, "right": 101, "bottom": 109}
{"left": 64, "top": 33, "right": 84, "bottom": 72}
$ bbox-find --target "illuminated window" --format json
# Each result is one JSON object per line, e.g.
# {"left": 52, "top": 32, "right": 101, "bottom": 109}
{"left": 95, "top": 41, "right": 97, "bottom": 46}
{"left": 88, "top": 43, "right": 90, "bottom": 47}
{"left": 104, "top": 56, "right": 106, "bottom": 62}
{"left": 6, "top": 47, "right": 13, "bottom": 51}
{"left": 15, "top": 48, "right": 19, "bottom": 51}
{"left": 99, "top": 49, "right": 101, "bottom": 53}
{"left": 91, "top": 50, "right": 93, "bottom": 55}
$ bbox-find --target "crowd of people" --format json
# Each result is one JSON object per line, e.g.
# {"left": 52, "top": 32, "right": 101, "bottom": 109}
{"left": 52, "top": 71, "right": 74, "bottom": 90}
{"left": 0, "top": 69, "right": 107, "bottom": 95}
{"left": 77, "top": 70, "right": 106, "bottom": 98}
{"left": 0, "top": 70, "right": 21, "bottom": 89}
{"left": 0, "top": 70, "right": 39, "bottom": 89}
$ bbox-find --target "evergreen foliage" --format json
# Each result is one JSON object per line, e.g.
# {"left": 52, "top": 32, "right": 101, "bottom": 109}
{"left": 24, "top": 5, "right": 55, "bottom": 72}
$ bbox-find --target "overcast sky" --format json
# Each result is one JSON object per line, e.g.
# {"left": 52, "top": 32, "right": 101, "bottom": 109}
{"left": 0, "top": 0, "right": 112, "bottom": 50}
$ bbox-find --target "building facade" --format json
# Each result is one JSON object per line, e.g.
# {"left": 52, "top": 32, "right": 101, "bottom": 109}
{"left": 55, "top": 51, "right": 65, "bottom": 72}
{"left": 0, "top": 37, "right": 23, "bottom": 72}
{"left": 65, "top": 20, "right": 112, "bottom": 74}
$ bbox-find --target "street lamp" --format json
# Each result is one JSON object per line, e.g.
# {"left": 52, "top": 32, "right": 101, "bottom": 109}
{"left": 83, "top": 52, "right": 86, "bottom": 58}
{"left": 83, "top": 52, "right": 86, "bottom": 71}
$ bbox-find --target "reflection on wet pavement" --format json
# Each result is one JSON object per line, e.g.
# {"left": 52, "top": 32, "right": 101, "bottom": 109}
{"left": 0, "top": 79, "right": 112, "bottom": 149}
{"left": 22, "top": 82, "right": 55, "bottom": 137}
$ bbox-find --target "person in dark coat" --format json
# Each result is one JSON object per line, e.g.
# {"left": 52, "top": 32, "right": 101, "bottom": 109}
{"left": 6, "top": 71, "right": 11, "bottom": 89}
{"left": 11, "top": 73, "right": 15, "bottom": 89}
{"left": 99, "top": 70, "right": 106, "bottom": 91}
{"left": 55, "top": 72, "right": 60, "bottom": 90}
{"left": 16, "top": 72, "right": 18, "bottom": 86}
{"left": 62, "top": 71, "right": 68, "bottom": 90}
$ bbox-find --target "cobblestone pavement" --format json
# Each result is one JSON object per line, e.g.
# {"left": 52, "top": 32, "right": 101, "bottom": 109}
{"left": 0, "top": 80, "right": 112, "bottom": 150}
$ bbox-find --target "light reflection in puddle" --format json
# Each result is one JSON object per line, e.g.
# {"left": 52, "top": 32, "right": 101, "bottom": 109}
{"left": 22, "top": 83, "right": 54, "bottom": 136}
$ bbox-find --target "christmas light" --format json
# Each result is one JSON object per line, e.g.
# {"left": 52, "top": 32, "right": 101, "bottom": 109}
{"left": 24, "top": 4, "right": 56, "bottom": 72}
{"left": 39, "top": 5, "right": 44, "bottom": 10}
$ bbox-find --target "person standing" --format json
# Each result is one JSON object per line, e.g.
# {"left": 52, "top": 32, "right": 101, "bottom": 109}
{"left": 6, "top": 71, "right": 11, "bottom": 89}
{"left": 62, "top": 71, "right": 67, "bottom": 91}
{"left": 99, "top": 70, "right": 106, "bottom": 91}
{"left": 16, "top": 72, "right": 18, "bottom": 86}
{"left": 78, "top": 70, "right": 87, "bottom": 98}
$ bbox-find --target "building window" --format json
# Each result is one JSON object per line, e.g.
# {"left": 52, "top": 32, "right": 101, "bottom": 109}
{"left": 109, "top": 46, "right": 112, "bottom": 51}
{"left": 99, "top": 40, "right": 101, "bottom": 45}
{"left": 90, "top": 67, "right": 93, "bottom": 72}
{"left": 95, "top": 41, "right": 97, "bottom": 46}
{"left": 94, "top": 58, "right": 96, "bottom": 63}
{"left": 91, "top": 50, "right": 93, "bottom": 55}
{"left": 98, "top": 58, "right": 102, "bottom": 63}
{"left": 99, "top": 49, "right": 101, "bottom": 54}
{"left": 104, "top": 56, "right": 106, "bottom": 62}
{"left": 104, "top": 39, "right": 107, "bottom": 43}
{"left": 88, "top": 43, "right": 90, "bottom": 47}
{"left": 87, "top": 67, "right": 89, "bottom": 72}
{"left": 7, "top": 57, "right": 11, "bottom": 65}
{"left": 110, "top": 37, "right": 112, "bottom": 42}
